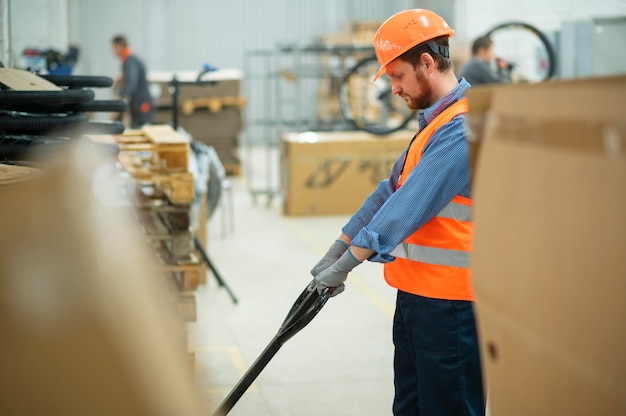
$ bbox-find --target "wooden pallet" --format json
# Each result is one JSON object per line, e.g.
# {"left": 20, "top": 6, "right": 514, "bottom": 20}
{"left": 181, "top": 95, "right": 246, "bottom": 115}
{"left": 158, "top": 253, "right": 204, "bottom": 292}
{"left": 224, "top": 163, "right": 241, "bottom": 176}
{"left": 89, "top": 126, "right": 207, "bottom": 366}
{"left": 90, "top": 125, "right": 195, "bottom": 205}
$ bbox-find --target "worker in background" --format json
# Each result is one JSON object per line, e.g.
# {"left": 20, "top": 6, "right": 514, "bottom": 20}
{"left": 311, "top": 9, "right": 484, "bottom": 416}
{"left": 457, "top": 35, "right": 512, "bottom": 86}
{"left": 111, "top": 35, "right": 154, "bottom": 128}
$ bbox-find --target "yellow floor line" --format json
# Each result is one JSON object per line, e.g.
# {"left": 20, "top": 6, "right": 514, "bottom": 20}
{"left": 194, "top": 345, "right": 259, "bottom": 393}
{"left": 349, "top": 276, "right": 394, "bottom": 317}
{"left": 286, "top": 218, "right": 394, "bottom": 318}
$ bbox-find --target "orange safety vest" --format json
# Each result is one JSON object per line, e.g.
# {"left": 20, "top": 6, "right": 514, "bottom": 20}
{"left": 383, "top": 97, "right": 474, "bottom": 301}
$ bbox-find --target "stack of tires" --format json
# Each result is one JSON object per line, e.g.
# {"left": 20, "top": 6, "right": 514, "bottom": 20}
{"left": 0, "top": 74, "right": 127, "bottom": 167}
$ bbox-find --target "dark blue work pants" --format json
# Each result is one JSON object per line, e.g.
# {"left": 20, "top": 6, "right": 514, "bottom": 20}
{"left": 392, "top": 290, "right": 485, "bottom": 416}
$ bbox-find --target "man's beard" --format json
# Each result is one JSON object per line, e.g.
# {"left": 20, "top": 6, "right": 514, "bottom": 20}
{"left": 406, "top": 69, "right": 433, "bottom": 110}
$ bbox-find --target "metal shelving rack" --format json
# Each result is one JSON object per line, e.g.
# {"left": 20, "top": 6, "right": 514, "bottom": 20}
{"left": 242, "top": 44, "right": 374, "bottom": 205}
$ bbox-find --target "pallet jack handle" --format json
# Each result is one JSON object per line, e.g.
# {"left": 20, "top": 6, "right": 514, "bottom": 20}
{"left": 212, "top": 280, "right": 334, "bottom": 416}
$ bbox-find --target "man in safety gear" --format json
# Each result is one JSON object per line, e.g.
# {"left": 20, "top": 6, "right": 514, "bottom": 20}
{"left": 111, "top": 35, "right": 154, "bottom": 128}
{"left": 311, "top": 9, "right": 485, "bottom": 416}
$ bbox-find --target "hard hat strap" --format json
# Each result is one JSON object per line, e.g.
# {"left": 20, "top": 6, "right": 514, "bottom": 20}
{"left": 426, "top": 41, "right": 450, "bottom": 58}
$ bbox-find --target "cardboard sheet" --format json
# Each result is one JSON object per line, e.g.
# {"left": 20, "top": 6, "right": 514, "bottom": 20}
{"left": 471, "top": 75, "right": 626, "bottom": 415}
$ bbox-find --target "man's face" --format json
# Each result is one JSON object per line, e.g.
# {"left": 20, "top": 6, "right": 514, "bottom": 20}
{"left": 478, "top": 44, "right": 495, "bottom": 62}
{"left": 485, "top": 44, "right": 495, "bottom": 62}
{"left": 112, "top": 42, "right": 124, "bottom": 58}
{"left": 385, "top": 58, "right": 433, "bottom": 110}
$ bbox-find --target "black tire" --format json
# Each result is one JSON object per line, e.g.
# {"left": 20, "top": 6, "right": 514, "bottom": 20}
{"left": 66, "top": 99, "right": 127, "bottom": 113}
{"left": 339, "top": 55, "right": 416, "bottom": 136}
{"left": 0, "top": 112, "right": 89, "bottom": 134}
{"left": 4, "top": 99, "right": 128, "bottom": 114}
{"left": 485, "top": 21, "right": 557, "bottom": 82}
{"left": 0, "top": 133, "right": 73, "bottom": 145}
{"left": 83, "top": 120, "right": 126, "bottom": 135}
{"left": 0, "top": 134, "right": 72, "bottom": 161}
{"left": 0, "top": 89, "right": 94, "bottom": 106}
{"left": 40, "top": 74, "right": 114, "bottom": 89}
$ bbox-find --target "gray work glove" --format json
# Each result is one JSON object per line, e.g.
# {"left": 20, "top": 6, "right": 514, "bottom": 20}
{"left": 314, "top": 249, "right": 361, "bottom": 296}
{"left": 310, "top": 239, "right": 349, "bottom": 277}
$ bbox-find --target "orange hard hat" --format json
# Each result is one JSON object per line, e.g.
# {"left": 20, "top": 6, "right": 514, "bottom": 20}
{"left": 372, "top": 9, "right": 455, "bottom": 81}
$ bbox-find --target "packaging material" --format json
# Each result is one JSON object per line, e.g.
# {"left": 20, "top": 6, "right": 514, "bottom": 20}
{"left": 154, "top": 106, "right": 242, "bottom": 144}
{"left": 465, "top": 83, "right": 495, "bottom": 182}
{"left": 281, "top": 130, "right": 412, "bottom": 216}
{"left": 148, "top": 69, "right": 242, "bottom": 107}
{"left": 0, "top": 144, "right": 207, "bottom": 415}
{"left": 471, "top": 75, "right": 626, "bottom": 415}
{"left": 0, "top": 67, "right": 61, "bottom": 90}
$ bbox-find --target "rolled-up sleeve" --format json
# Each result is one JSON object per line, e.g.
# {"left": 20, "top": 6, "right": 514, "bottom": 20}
{"left": 339, "top": 79, "right": 472, "bottom": 265}
{"left": 349, "top": 117, "right": 471, "bottom": 264}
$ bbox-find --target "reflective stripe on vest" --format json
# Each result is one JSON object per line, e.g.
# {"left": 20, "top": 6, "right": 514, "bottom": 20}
{"left": 437, "top": 199, "right": 472, "bottom": 222}
{"left": 390, "top": 197, "right": 472, "bottom": 268}
{"left": 384, "top": 97, "right": 474, "bottom": 301}
{"left": 390, "top": 244, "right": 470, "bottom": 268}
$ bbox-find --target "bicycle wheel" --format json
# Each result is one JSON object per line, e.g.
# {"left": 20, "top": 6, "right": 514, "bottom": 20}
{"left": 339, "top": 55, "right": 416, "bottom": 136}
{"left": 485, "top": 21, "right": 556, "bottom": 83}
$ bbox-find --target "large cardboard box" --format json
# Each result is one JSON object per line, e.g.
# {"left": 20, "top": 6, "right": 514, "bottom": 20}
{"left": 154, "top": 106, "right": 242, "bottom": 144}
{"left": 0, "top": 145, "right": 207, "bottom": 415}
{"left": 465, "top": 84, "right": 494, "bottom": 183}
{"left": 281, "top": 130, "right": 412, "bottom": 216}
{"left": 471, "top": 75, "right": 626, "bottom": 415}
{"left": 148, "top": 69, "right": 242, "bottom": 107}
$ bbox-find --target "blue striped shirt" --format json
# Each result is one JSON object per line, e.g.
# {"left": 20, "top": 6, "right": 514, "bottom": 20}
{"left": 343, "top": 78, "right": 472, "bottom": 263}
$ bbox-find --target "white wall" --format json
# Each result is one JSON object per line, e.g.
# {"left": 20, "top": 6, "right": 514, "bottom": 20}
{"left": 67, "top": 0, "right": 415, "bottom": 78}
{"left": 6, "top": 0, "right": 409, "bottom": 76}
{"left": 7, "top": 0, "right": 68, "bottom": 68}
{"left": 451, "top": 0, "right": 626, "bottom": 77}
{"left": 0, "top": 0, "right": 9, "bottom": 65}
{"left": 7, "top": 0, "right": 626, "bottom": 77}
{"left": 455, "top": 0, "right": 626, "bottom": 40}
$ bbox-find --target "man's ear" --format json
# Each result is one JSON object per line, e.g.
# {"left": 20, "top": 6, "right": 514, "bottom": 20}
{"left": 421, "top": 52, "right": 436, "bottom": 73}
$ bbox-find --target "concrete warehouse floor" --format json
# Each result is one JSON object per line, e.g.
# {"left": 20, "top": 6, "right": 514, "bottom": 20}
{"left": 191, "top": 168, "right": 399, "bottom": 415}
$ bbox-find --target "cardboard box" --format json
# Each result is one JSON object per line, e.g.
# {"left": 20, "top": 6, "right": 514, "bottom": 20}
{"left": 0, "top": 145, "right": 207, "bottom": 415}
{"left": 154, "top": 106, "right": 242, "bottom": 144}
{"left": 148, "top": 69, "right": 242, "bottom": 107}
{"left": 465, "top": 84, "right": 494, "bottom": 183}
{"left": 471, "top": 75, "right": 626, "bottom": 415}
{"left": 281, "top": 130, "right": 412, "bottom": 216}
